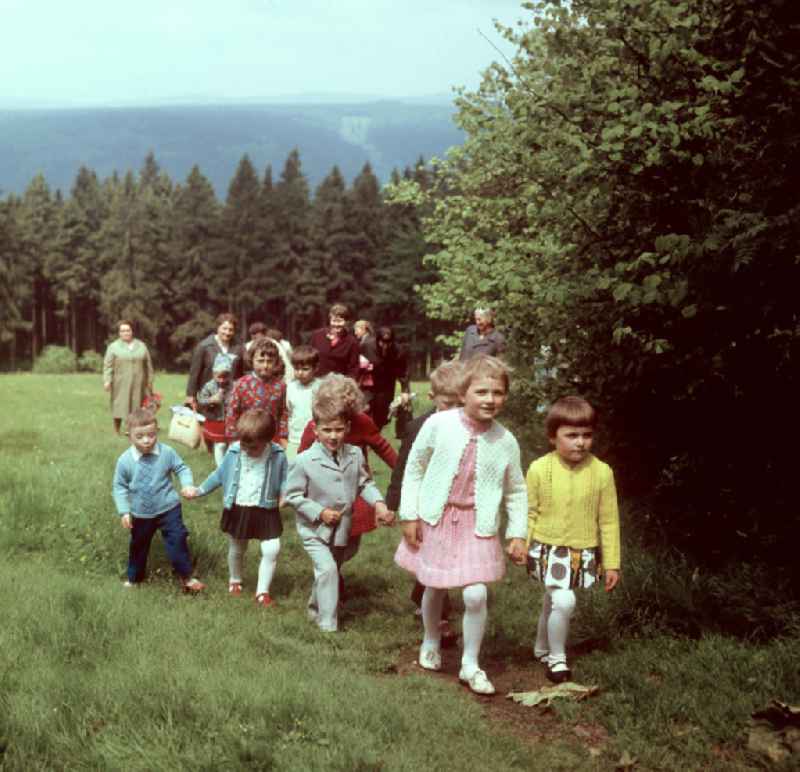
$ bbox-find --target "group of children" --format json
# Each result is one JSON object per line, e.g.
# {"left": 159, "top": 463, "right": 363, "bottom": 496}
{"left": 111, "top": 349, "right": 620, "bottom": 695}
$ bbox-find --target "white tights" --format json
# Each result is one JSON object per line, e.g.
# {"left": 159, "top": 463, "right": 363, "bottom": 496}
{"left": 535, "top": 587, "right": 576, "bottom": 669}
{"left": 421, "top": 584, "right": 487, "bottom": 677}
{"left": 227, "top": 536, "right": 281, "bottom": 596}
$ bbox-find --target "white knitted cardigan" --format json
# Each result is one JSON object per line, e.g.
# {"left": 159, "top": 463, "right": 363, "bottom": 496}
{"left": 398, "top": 409, "right": 528, "bottom": 540}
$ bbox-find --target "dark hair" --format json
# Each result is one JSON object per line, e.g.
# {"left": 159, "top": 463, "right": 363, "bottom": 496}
{"left": 545, "top": 396, "right": 597, "bottom": 438}
{"left": 237, "top": 408, "right": 275, "bottom": 445}
{"left": 245, "top": 337, "right": 284, "bottom": 376}
{"left": 376, "top": 326, "right": 395, "bottom": 344}
{"left": 118, "top": 319, "right": 134, "bottom": 332}
{"left": 127, "top": 407, "right": 157, "bottom": 430}
{"left": 216, "top": 312, "right": 237, "bottom": 330}
{"left": 291, "top": 344, "right": 320, "bottom": 368}
{"left": 248, "top": 321, "right": 267, "bottom": 338}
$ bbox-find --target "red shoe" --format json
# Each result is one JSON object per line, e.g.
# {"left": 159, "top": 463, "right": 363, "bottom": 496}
{"left": 182, "top": 578, "right": 206, "bottom": 593}
{"left": 228, "top": 582, "right": 243, "bottom": 595}
{"left": 255, "top": 593, "right": 273, "bottom": 607}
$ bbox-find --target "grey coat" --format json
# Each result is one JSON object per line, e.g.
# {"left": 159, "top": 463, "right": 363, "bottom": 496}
{"left": 285, "top": 442, "right": 384, "bottom": 546}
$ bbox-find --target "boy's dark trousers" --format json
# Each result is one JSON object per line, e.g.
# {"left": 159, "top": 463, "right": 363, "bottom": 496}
{"left": 127, "top": 504, "right": 193, "bottom": 582}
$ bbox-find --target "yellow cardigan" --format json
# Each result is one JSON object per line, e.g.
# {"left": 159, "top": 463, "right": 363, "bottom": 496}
{"left": 526, "top": 452, "right": 621, "bottom": 570}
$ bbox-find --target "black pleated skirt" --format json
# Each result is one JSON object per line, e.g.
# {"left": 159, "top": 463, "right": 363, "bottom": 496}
{"left": 220, "top": 505, "right": 283, "bottom": 541}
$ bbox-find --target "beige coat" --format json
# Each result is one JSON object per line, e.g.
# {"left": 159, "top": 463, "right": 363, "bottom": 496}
{"left": 103, "top": 338, "right": 153, "bottom": 419}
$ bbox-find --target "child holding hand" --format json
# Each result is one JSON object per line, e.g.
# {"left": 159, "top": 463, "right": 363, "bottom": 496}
{"left": 395, "top": 354, "right": 527, "bottom": 695}
{"left": 186, "top": 408, "right": 287, "bottom": 606}
{"left": 526, "top": 396, "right": 621, "bottom": 684}
{"left": 112, "top": 408, "right": 205, "bottom": 592}
{"left": 285, "top": 387, "right": 390, "bottom": 632}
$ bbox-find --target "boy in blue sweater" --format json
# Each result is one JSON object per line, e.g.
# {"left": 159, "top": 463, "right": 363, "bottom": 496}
{"left": 112, "top": 407, "right": 205, "bottom": 591}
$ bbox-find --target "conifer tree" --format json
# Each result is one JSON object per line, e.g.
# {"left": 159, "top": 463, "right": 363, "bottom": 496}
{"left": 272, "top": 149, "right": 312, "bottom": 339}
{"left": 169, "top": 165, "right": 222, "bottom": 365}
{"left": 17, "top": 174, "right": 58, "bottom": 357}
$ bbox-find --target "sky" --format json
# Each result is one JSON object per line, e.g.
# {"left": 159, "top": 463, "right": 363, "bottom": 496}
{"left": 0, "top": 0, "right": 530, "bottom": 108}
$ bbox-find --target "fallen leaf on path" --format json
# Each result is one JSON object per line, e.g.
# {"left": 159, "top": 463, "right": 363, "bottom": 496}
{"left": 746, "top": 700, "right": 800, "bottom": 764}
{"left": 507, "top": 681, "right": 599, "bottom": 707}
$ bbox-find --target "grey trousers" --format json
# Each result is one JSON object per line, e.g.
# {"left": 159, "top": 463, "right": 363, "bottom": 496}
{"left": 302, "top": 537, "right": 358, "bottom": 631}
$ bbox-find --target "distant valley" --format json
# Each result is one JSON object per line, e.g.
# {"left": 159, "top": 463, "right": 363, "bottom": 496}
{"left": 0, "top": 100, "right": 464, "bottom": 197}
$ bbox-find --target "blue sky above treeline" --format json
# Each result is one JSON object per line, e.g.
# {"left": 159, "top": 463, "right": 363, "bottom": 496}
{"left": 1, "top": 0, "right": 525, "bottom": 109}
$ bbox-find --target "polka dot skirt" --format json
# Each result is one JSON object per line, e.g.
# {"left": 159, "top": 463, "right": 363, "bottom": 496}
{"left": 527, "top": 541, "right": 599, "bottom": 590}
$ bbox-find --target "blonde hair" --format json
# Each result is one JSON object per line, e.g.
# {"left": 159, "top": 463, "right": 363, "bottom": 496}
{"left": 354, "top": 319, "right": 374, "bottom": 337}
{"left": 458, "top": 354, "right": 512, "bottom": 394}
{"left": 429, "top": 360, "right": 464, "bottom": 396}
{"left": 312, "top": 373, "right": 366, "bottom": 423}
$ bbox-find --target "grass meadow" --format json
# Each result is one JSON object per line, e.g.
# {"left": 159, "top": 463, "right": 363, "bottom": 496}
{"left": 0, "top": 373, "right": 798, "bottom": 770}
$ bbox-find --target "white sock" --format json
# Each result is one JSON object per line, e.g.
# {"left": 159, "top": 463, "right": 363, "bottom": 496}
{"left": 421, "top": 587, "right": 446, "bottom": 651}
{"left": 255, "top": 538, "right": 280, "bottom": 597}
{"left": 534, "top": 590, "right": 552, "bottom": 660}
{"left": 227, "top": 537, "right": 247, "bottom": 584}
{"left": 547, "top": 587, "right": 576, "bottom": 669}
{"left": 461, "top": 583, "right": 488, "bottom": 677}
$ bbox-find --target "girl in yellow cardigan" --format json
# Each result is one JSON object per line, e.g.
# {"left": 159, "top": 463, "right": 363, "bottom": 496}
{"left": 526, "top": 396, "right": 620, "bottom": 684}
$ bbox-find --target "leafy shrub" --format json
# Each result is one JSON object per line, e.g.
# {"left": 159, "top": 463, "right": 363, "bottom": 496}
{"left": 77, "top": 350, "right": 104, "bottom": 373}
{"left": 32, "top": 345, "right": 77, "bottom": 374}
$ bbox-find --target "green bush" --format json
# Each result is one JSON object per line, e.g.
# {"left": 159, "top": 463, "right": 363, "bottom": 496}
{"left": 77, "top": 350, "right": 104, "bottom": 373}
{"left": 32, "top": 345, "right": 78, "bottom": 374}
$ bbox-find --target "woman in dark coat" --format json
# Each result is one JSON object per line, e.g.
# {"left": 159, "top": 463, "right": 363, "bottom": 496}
{"left": 369, "top": 326, "right": 411, "bottom": 430}
{"left": 186, "top": 313, "right": 245, "bottom": 409}
{"left": 309, "top": 302, "right": 360, "bottom": 378}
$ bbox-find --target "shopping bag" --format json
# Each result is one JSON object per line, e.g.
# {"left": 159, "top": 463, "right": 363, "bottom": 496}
{"left": 167, "top": 406, "right": 203, "bottom": 449}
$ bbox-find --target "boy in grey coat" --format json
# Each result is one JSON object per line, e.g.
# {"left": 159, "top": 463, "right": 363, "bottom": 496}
{"left": 284, "top": 397, "right": 389, "bottom": 632}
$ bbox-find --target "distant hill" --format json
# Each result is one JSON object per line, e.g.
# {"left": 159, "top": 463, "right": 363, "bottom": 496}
{"left": 0, "top": 100, "right": 464, "bottom": 197}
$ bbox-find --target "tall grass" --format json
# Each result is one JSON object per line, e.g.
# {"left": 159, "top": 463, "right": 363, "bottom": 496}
{"left": 1, "top": 373, "right": 799, "bottom": 770}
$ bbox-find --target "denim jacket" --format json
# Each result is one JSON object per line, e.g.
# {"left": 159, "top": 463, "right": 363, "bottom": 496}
{"left": 196, "top": 442, "right": 287, "bottom": 509}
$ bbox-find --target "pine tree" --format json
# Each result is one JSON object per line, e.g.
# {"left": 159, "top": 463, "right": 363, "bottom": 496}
{"left": 17, "top": 174, "right": 58, "bottom": 358}
{"left": 272, "top": 149, "right": 312, "bottom": 339}
{"left": 169, "top": 165, "right": 222, "bottom": 366}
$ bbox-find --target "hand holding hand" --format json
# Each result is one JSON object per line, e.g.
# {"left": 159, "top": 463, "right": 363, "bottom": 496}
{"left": 120, "top": 514, "right": 132, "bottom": 530}
{"left": 401, "top": 519, "right": 422, "bottom": 549}
{"left": 604, "top": 569, "right": 620, "bottom": 592}
{"left": 321, "top": 508, "right": 341, "bottom": 525}
{"left": 375, "top": 503, "right": 394, "bottom": 526}
{"left": 506, "top": 537, "right": 527, "bottom": 566}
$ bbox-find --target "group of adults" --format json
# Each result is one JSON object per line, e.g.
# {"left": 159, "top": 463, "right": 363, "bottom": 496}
{"left": 101, "top": 303, "right": 505, "bottom": 434}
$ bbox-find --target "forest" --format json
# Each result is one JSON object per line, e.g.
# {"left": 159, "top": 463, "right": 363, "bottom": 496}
{"left": 0, "top": 148, "right": 444, "bottom": 372}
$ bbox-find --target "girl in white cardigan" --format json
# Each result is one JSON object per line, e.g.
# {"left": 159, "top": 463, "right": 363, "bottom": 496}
{"left": 395, "top": 355, "right": 527, "bottom": 695}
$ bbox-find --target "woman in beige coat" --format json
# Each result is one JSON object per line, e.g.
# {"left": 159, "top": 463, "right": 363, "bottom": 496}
{"left": 103, "top": 320, "right": 154, "bottom": 434}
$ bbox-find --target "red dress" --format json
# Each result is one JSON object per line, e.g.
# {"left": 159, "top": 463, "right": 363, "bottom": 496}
{"left": 225, "top": 373, "right": 288, "bottom": 442}
{"left": 298, "top": 412, "right": 397, "bottom": 536}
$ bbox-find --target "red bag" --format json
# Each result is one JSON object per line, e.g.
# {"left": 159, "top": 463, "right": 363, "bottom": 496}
{"left": 349, "top": 496, "right": 377, "bottom": 537}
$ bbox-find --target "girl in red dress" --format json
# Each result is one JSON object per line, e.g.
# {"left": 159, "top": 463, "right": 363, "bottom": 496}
{"left": 226, "top": 338, "right": 288, "bottom": 447}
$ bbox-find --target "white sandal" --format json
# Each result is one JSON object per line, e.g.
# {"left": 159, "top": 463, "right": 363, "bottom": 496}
{"left": 418, "top": 648, "right": 442, "bottom": 672}
{"left": 459, "top": 667, "right": 496, "bottom": 695}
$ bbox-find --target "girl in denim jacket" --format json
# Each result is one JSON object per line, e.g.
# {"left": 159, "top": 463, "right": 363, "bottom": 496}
{"left": 186, "top": 408, "right": 288, "bottom": 606}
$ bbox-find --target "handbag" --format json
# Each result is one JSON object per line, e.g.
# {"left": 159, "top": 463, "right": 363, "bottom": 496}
{"left": 168, "top": 407, "right": 203, "bottom": 449}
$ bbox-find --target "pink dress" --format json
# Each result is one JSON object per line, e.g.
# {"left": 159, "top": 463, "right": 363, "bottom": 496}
{"left": 394, "top": 411, "right": 506, "bottom": 588}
